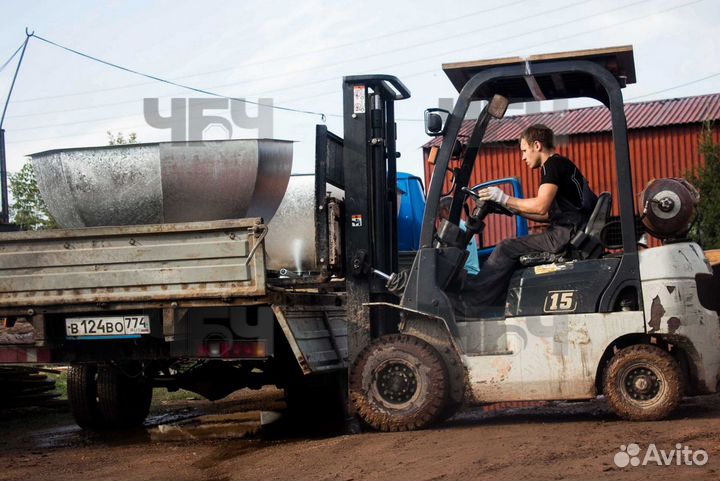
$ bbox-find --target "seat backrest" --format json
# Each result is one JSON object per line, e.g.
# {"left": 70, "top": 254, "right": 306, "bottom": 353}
{"left": 584, "top": 192, "right": 612, "bottom": 238}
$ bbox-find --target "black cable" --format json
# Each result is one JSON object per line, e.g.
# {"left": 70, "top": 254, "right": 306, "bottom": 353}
{"left": 5, "top": 0, "right": 709, "bottom": 137}
{"left": 321, "top": 0, "right": 704, "bottom": 109}
{"left": 1, "top": 31, "right": 32, "bottom": 130}
{"left": 30, "top": 33, "right": 328, "bottom": 121}
{"left": 6, "top": 0, "right": 597, "bottom": 112}
{"left": 628, "top": 72, "right": 720, "bottom": 100}
{"left": 0, "top": 42, "right": 24, "bottom": 75}
{"left": 3, "top": 0, "right": 644, "bottom": 128}
{"left": 10, "top": 0, "right": 530, "bottom": 104}
{"left": 3, "top": 0, "right": 653, "bottom": 124}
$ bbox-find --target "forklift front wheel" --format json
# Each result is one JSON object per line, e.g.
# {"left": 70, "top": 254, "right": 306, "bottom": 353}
{"left": 350, "top": 334, "right": 448, "bottom": 431}
{"left": 603, "top": 344, "right": 683, "bottom": 421}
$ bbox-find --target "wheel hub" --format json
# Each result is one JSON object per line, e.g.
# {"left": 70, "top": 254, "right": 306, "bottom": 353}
{"left": 625, "top": 367, "right": 661, "bottom": 401}
{"left": 377, "top": 362, "right": 418, "bottom": 404}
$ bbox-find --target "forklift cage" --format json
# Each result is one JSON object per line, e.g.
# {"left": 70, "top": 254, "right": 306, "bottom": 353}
{"left": 420, "top": 46, "right": 640, "bottom": 313}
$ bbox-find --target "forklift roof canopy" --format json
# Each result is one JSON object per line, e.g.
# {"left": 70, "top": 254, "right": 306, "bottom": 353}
{"left": 442, "top": 45, "right": 635, "bottom": 105}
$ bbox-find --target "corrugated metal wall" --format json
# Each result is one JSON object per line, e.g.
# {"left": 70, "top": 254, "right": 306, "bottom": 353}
{"left": 423, "top": 123, "right": 720, "bottom": 246}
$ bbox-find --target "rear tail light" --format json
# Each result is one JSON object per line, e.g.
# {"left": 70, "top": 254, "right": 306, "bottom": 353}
{"left": 197, "top": 340, "right": 267, "bottom": 359}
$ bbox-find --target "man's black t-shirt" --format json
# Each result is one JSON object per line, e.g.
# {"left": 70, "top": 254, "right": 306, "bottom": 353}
{"left": 540, "top": 154, "right": 595, "bottom": 227}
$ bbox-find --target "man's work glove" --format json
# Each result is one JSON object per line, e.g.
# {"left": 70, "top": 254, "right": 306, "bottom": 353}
{"left": 476, "top": 186, "right": 510, "bottom": 206}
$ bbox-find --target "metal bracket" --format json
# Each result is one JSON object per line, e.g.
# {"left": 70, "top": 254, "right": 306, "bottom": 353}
{"left": 244, "top": 224, "right": 268, "bottom": 265}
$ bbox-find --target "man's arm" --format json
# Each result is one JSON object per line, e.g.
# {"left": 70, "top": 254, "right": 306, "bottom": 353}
{"left": 506, "top": 183, "right": 558, "bottom": 222}
{"left": 518, "top": 211, "right": 551, "bottom": 223}
{"left": 478, "top": 183, "right": 558, "bottom": 222}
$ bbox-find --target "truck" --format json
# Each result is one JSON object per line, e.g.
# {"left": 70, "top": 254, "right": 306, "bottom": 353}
{"left": 1, "top": 45, "right": 719, "bottom": 432}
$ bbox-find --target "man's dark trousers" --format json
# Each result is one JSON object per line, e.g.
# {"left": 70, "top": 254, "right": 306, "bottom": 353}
{"left": 462, "top": 225, "right": 574, "bottom": 307}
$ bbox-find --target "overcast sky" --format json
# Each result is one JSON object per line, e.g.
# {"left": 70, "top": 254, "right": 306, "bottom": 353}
{"left": 1, "top": 0, "right": 718, "bottom": 179}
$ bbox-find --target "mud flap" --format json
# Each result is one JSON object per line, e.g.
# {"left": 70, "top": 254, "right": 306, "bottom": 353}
{"left": 272, "top": 299, "right": 347, "bottom": 375}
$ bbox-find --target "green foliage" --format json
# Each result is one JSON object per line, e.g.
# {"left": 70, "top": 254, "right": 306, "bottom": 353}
{"left": 688, "top": 121, "right": 720, "bottom": 248}
{"left": 107, "top": 131, "right": 138, "bottom": 145}
{"left": 8, "top": 162, "right": 57, "bottom": 230}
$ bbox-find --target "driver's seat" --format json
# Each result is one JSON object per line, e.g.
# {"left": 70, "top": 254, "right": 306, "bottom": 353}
{"left": 519, "top": 192, "right": 612, "bottom": 266}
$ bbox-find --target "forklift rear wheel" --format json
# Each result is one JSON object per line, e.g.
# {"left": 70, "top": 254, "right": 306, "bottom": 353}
{"left": 603, "top": 344, "right": 683, "bottom": 421}
{"left": 350, "top": 334, "right": 448, "bottom": 431}
{"left": 67, "top": 364, "right": 104, "bottom": 429}
{"left": 96, "top": 364, "right": 153, "bottom": 429}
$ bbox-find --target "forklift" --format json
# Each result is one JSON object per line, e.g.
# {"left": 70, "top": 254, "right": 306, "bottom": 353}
{"left": 1, "top": 45, "right": 716, "bottom": 433}
{"left": 341, "top": 45, "right": 720, "bottom": 431}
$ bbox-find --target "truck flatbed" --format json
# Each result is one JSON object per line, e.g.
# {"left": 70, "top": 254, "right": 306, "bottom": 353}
{"left": 0, "top": 218, "right": 267, "bottom": 315}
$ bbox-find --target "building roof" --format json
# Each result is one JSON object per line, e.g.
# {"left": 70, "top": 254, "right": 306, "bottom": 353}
{"left": 423, "top": 93, "right": 720, "bottom": 148}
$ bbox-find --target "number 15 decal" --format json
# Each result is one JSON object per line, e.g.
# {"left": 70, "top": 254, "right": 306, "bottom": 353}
{"left": 544, "top": 290, "right": 578, "bottom": 313}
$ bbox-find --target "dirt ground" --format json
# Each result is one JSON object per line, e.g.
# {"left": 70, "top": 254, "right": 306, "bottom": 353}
{"left": 1, "top": 388, "right": 719, "bottom": 481}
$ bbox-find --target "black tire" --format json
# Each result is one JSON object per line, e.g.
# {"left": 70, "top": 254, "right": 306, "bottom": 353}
{"left": 603, "top": 344, "right": 683, "bottom": 421}
{"left": 436, "top": 344, "right": 465, "bottom": 422}
{"left": 67, "top": 364, "right": 104, "bottom": 429}
{"left": 350, "top": 334, "right": 448, "bottom": 432}
{"left": 96, "top": 365, "right": 152, "bottom": 429}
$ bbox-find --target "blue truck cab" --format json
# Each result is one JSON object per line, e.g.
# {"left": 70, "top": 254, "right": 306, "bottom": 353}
{"left": 397, "top": 173, "right": 528, "bottom": 261}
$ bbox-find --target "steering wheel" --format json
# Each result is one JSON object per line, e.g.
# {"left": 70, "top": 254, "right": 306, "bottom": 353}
{"left": 461, "top": 187, "right": 515, "bottom": 218}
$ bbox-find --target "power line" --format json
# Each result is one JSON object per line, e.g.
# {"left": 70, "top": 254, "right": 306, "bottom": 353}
{"left": 0, "top": 42, "right": 24, "bottom": 75}
{"left": 10, "top": 112, "right": 142, "bottom": 132}
{"left": 6, "top": 0, "right": 584, "bottom": 118}
{"left": 6, "top": 66, "right": 718, "bottom": 146}
{"left": 29, "top": 33, "right": 329, "bottom": 121}
{"left": 243, "top": 0, "right": 689, "bottom": 109}
{"left": 290, "top": 0, "right": 708, "bottom": 108}
{"left": 7, "top": 97, "right": 151, "bottom": 119}
{"left": 628, "top": 71, "right": 720, "bottom": 100}
{"left": 5, "top": 0, "right": 710, "bottom": 139}
{"left": 4, "top": 0, "right": 636, "bottom": 125}
{"left": 170, "top": 0, "right": 595, "bottom": 95}
{"left": 9, "top": 0, "right": 531, "bottom": 104}
{"left": 1, "top": 33, "right": 32, "bottom": 130}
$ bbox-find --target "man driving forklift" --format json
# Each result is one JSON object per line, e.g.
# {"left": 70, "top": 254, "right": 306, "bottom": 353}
{"left": 466, "top": 123, "right": 598, "bottom": 307}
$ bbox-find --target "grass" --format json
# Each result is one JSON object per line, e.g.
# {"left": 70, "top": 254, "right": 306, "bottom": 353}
{"left": 151, "top": 388, "right": 201, "bottom": 406}
{"left": 47, "top": 369, "right": 68, "bottom": 400}
{"left": 42, "top": 366, "right": 202, "bottom": 406}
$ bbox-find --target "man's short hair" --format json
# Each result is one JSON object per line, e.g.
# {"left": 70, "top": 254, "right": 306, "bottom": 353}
{"left": 520, "top": 124, "right": 555, "bottom": 149}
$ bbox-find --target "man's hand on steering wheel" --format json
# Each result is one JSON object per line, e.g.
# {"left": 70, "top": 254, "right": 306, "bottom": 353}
{"left": 477, "top": 186, "right": 509, "bottom": 205}
{"left": 463, "top": 186, "right": 515, "bottom": 217}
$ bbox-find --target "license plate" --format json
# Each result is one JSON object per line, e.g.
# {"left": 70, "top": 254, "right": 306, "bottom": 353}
{"left": 65, "top": 316, "right": 150, "bottom": 338}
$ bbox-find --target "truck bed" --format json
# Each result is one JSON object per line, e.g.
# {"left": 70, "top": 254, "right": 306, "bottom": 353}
{"left": 0, "top": 218, "right": 267, "bottom": 313}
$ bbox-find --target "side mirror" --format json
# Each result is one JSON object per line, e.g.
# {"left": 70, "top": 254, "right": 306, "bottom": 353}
{"left": 424, "top": 108, "right": 450, "bottom": 136}
{"left": 427, "top": 113, "right": 443, "bottom": 133}
{"left": 488, "top": 95, "right": 509, "bottom": 119}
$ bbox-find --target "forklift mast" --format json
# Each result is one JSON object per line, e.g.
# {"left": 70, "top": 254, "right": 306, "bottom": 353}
{"left": 341, "top": 75, "right": 411, "bottom": 363}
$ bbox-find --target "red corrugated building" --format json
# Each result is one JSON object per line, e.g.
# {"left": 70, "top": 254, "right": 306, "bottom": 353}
{"left": 422, "top": 93, "right": 720, "bottom": 246}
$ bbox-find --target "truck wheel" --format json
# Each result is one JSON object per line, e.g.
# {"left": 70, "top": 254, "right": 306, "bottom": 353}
{"left": 96, "top": 365, "right": 153, "bottom": 429}
{"left": 350, "top": 334, "right": 448, "bottom": 432}
{"left": 67, "top": 364, "right": 104, "bottom": 429}
{"left": 603, "top": 344, "right": 683, "bottom": 421}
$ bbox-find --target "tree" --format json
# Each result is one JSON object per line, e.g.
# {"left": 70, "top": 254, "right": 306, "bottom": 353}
{"left": 9, "top": 162, "right": 57, "bottom": 230}
{"left": 688, "top": 121, "right": 720, "bottom": 248}
{"left": 8, "top": 131, "right": 139, "bottom": 230}
{"left": 107, "top": 131, "right": 138, "bottom": 145}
